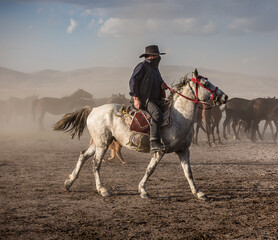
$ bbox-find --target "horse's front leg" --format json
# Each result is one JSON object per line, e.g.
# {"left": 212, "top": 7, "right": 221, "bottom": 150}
{"left": 38, "top": 112, "right": 46, "bottom": 131}
{"left": 138, "top": 151, "right": 164, "bottom": 199}
{"left": 176, "top": 149, "right": 208, "bottom": 200}
{"left": 65, "top": 144, "right": 95, "bottom": 190}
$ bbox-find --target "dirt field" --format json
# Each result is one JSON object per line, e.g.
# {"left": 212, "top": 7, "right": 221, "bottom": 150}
{"left": 0, "top": 130, "right": 278, "bottom": 240}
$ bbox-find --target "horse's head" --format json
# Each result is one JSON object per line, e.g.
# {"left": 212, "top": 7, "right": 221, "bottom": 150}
{"left": 119, "top": 93, "right": 126, "bottom": 98}
{"left": 188, "top": 68, "right": 228, "bottom": 106}
{"left": 70, "top": 89, "right": 93, "bottom": 99}
{"left": 107, "top": 93, "right": 129, "bottom": 105}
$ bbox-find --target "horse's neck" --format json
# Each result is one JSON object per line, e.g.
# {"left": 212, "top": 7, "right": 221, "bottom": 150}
{"left": 64, "top": 96, "right": 76, "bottom": 102}
{"left": 172, "top": 84, "right": 197, "bottom": 122}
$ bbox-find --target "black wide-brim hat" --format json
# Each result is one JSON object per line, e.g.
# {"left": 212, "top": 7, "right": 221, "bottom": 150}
{"left": 139, "top": 45, "right": 166, "bottom": 58}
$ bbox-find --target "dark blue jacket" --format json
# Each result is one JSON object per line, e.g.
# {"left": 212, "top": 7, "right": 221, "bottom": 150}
{"left": 129, "top": 60, "right": 165, "bottom": 107}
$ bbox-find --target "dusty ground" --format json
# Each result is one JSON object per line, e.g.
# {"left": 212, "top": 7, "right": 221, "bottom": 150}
{"left": 0, "top": 130, "right": 278, "bottom": 240}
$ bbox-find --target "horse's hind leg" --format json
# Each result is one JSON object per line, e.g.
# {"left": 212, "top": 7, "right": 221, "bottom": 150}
{"left": 138, "top": 151, "right": 164, "bottom": 199}
{"left": 273, "top": 121, "right": 278, "bottom": 142}
{"left": 107, "top": 148, "right": 115, "bottom": 161}
{"left": 107, "top": 141, "right": 116, "bottom": 161}
{"left": 65, "top": 144, "right": 95, "bottom": 190}
{"left": 176, "top": 149, "right": 208, "bottom": 200}
{"left": 223, "top": 115, "right": 231, "bottom": 140}
{"left": 92, "top": 146, "right": 110, "bottom": 197}
{"left": 107, "top": 141, "right": 125, "bottom": 164}
{"left": 216, "top": 123, "right": 223, "bottom": 144}
{"left": 232, "top": 118, "right": 240, "bottom": 140}
{"left": 211, "top": 123, "right": 216, "bottom": 145}
{"left": 195, "top": 123, "right": 200, "bottom": 145}
{"left": 115, "top": 143, "right": 126, "bottom": 164}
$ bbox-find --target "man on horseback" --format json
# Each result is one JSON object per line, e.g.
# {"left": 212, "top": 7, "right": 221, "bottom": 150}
{"left": 129, "top": 45, "right": 168, "bottom": 153}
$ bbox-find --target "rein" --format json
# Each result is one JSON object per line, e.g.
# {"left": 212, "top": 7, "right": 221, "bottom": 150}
{"left": 165, "top": 77, "right": 218, "bottom": 106}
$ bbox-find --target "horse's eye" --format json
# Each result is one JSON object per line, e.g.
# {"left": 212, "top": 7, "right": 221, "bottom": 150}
{"left": 201, "top": 79, "right": 209, "bottom": 86}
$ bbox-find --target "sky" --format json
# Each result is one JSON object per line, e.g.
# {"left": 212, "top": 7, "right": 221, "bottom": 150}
{"left": 0, "top": 0, "right": 278, "bottom": 77}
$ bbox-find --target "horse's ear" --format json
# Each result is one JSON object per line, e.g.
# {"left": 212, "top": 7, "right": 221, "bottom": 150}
{"left": 193, "top": 68, "right": 199, "bottom": 78}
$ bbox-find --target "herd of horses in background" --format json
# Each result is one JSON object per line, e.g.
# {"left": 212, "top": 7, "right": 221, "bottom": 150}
{"left": 0, "top": 89, "right": 129, "bottom": 131}
{"left": 194, "top": 97, "right": 278, "bottom": 145}
{"left": 0, "top": 89, "right": 277, "bottom": 145}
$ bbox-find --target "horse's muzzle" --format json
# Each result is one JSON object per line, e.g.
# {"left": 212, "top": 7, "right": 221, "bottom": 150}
{"left": 216, "top": 94, "right": 228, "bottom": 105}
{"left": 221, "top": 94, "right": 228, "bottom": 104}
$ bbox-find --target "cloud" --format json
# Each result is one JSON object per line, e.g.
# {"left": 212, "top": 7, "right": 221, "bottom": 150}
{"left": 172, "top": 18, "right": 217, "bottom": 35}
{"left": 99, "top": 17, "right": 217, "bottom": 37}
{"left": 99, "top": 18, "right": 131, "bottom": 37}
{"left": 229, "top": 18, "right": 253, "bottom": 33}
{"left": 202, "top": 21, "right": 217, "bottom": 34}
{"left": 17, "top": 0, "right": 278, "bottom": 34}
{"left": 67, "top": 18, "right": 77, "bottom": 34}
{"left": 229, "top": 15, "right": 278, "bottom": 33}
{"left": 82, "top": 9, "right": 92, "bottom": 16}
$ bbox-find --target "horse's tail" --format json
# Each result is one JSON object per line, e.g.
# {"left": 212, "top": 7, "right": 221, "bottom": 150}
{"left": 31, "top": 99, "right": 39, "bottom": 122}
{"left": 53, "top": 106, "right": 92, "bottom": 139}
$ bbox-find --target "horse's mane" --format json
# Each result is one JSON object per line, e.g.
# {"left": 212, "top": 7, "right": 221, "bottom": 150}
{"left": 165, "top": 76, "right": 190, "bottom": 106}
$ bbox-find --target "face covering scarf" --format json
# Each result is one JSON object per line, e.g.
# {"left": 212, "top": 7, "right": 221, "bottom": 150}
{"left": 150, "top": 56, "right": 161, "bottom": 68}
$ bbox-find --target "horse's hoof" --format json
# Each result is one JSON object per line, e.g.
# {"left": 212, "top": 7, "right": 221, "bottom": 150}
{"left": 207, "top": 143, "right": 212, "bottom": 147}
{"left": 140, "top": 192, "right": 150, "bottom": 199}
{"left": 197, "top": 192, "right": 208, "bottom": 201}
{"left": 64, "top": 180, "right": 72, "bottom": 191}
{"left": 101, "top": 191, "right": 110, "bottom": 197}
{"left": 99, "top": 187, "right": 110, "bottom": 197}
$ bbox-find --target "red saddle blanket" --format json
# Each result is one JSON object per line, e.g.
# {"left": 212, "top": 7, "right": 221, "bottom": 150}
{"left": 126, "top": 106, "right": 171, "bottom": 135}
{"left": 131, "top": 110, "right": 151, "bottom": 134}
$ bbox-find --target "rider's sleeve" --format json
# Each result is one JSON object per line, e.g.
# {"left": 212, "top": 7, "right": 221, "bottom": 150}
{"left": 129, "top": 62, "right": 145, "bottom": 97}
{"left": 157, "top": 70, "right": 166, "bottom": 85}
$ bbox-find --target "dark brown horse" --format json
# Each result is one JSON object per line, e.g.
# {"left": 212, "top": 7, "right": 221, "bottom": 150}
{"left": 9, "top": 95, "right": 38, "bottom": 121}
{"left": 223, "top": 98, "right": 252, "bottom": 140}
{"left": 106, "top": 93, "right": 130, "bottom": 105}
{"left": 249, "top": 97, "right": 278, "bottom": 142}
{"left": 0, "top": 95, "right": 38, "bottom": 125}
{"left": 193, "top": 105, "right": 223, "bottom": 146}
{"left": 94, "top": 93, "right": 130, "bottom": 106}
{"left": 32, "top": 89, "right": 94, "bottom": 130}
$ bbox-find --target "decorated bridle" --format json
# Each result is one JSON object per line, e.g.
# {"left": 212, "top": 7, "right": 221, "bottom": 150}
{"left": 165, "top": 75, "right": 219, "bottom": 107}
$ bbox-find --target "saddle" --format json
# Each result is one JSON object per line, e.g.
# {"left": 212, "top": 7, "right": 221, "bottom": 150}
{"left": 123, "top": 105, "right": 171, "bottom": 135}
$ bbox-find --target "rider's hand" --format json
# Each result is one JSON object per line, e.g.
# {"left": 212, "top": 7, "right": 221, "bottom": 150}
{"left": 133, "top": 97, "right": 141, "bottom": 110}
{"left": 161, "top": 83, "right": 168, "bottom": 90}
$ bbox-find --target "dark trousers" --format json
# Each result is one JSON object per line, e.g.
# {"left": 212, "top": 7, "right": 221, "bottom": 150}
{"left": 146, "top": 100, "right": 163, "bottom": 141}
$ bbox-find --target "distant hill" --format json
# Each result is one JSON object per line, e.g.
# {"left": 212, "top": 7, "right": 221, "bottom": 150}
{"left": 0, "top": 65, "right": 277, "bottom": 100}
{"left": 0, "top": 66, "right": 28, "bottom": 88}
